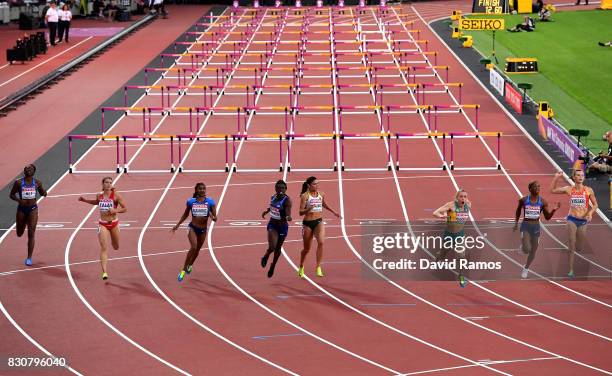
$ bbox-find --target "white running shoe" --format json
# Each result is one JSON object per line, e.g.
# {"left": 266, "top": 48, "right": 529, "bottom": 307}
{"left": 521, "top": 268, "right": 529, "bottom": 279}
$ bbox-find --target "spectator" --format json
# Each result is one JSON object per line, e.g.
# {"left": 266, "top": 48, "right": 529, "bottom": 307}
{"left": 534, "top": 0, "right": 544, "bottom": 13}
{"left": 539, "top": 5, "right": 551, "bottom": 21}
{"left": 507, "top": 16, "right": 535, "bottom": 32}
{"left": 103, "top": 0, "right": 118, "bottom": 22}
{"left": 588, "top": 132, "right": 612, "bottom": 174}
{"left": 93, "top": 0, "right": 104, "bottom": 17}
{"left": 45, "top": 1, "right": 59, "bottom": 46}
{"left": 58, "top": 3, "right": 72, "bottom": 43}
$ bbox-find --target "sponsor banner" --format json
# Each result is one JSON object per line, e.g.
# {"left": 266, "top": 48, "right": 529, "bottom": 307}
{"left": 504, "top": 82, "right": 522, "bottom": 114}
{"left": 459, "top": 18, "right": 505, "bottom": 30}
{"left": 472, "top": 0, "right": 508, "bottom": 14}
{"left": 489, "top": 68, "right": 505, "bottom": 97}
{"left": 539, "top": 115, "right": 584, "bottom": 165}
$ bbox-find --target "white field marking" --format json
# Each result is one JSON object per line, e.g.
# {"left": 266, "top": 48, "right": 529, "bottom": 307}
{"left": 0, "top": 37, "right": 93, "bottom": 88}
{"left": 399, "top": 356, "right": 561, "bottom": 376}
{"left": 414, "top": 9, "right": 612, "bottom": 300}
{"left": 137, "top": 8, "right": 393, "bottom": 374}
{"left": 332, "top": 6, "right": 612, "bottom": 374}
{"left": 404, "top": 1, "right": 612, "bottom": 347}
{"left": 43, "top": 172, "right": 553, "bottom": 199}
{"left": 0, "top": 19, "right": 194, "bottom": 376}
{"left": 60, "top": 10, "right": 253, "bottom": 374}
{"left": 1, "top": 232, "right": 373, "bottom": 277}
{"left": 465, "top": 314, "right": 542, "bottom": 321}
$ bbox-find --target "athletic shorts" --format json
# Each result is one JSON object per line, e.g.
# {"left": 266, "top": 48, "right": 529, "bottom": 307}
{"left": 267, "top": 220, "right": 289, "bottom": 238}
{"left": 98, "top": 219, "right": 119, "bottom": 231}
{"left": 188, "top": 222, "right": 207, "bottom": 236}
{"left": 302, "top": 218, "right": 322, "bottom": 232}
{"left": 17, "top": 205, "right": 38, "bottom": 216}
{"left": 567, "top": 215, "right": 588, "bottom": 227}
{"left": 520, "top": 221, "right": 541, "bottom": 237}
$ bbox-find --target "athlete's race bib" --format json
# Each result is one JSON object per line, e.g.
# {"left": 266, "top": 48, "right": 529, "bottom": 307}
{"left": 524, "top": 205, "right": 541, "bottom": 220}
{"left": 456, "top": 211, "right": 469, "bottom": 223}
{"left": 270, "top": 206, "right": 281, "bottom": 220}
{"left": 99, "top": 199, "right": 114, "bottom": 213}
{"left": 191, "top": 202, "right": 209, "bottom": 217}
{"left": 21, "top": 187, "right": 36, "bottom": 200}
{"left": 570, "top": 194, "right": 587, "bottom": 209}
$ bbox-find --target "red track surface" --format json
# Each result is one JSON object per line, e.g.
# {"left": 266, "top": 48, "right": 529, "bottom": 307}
{"left": 0, "top": 5, "right": 209, "bottom": 187}
{"left": 0, "top": 17, "right": 148, "bottom": 100}
{"left": 0, "top": 2, "right": 610, "bottom": 375}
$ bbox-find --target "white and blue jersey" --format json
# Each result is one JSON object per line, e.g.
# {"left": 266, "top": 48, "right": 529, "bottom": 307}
{"left": 19, "top": 178, "right": 37, "bottom": 200}
{"left": 267, "top": 194, "right": 289, "bottom": 238}
{"left": 187, "top": 197, "right": 215, "bottom": 218}
{"left": 521, "top": 196, "right": 543, "bottom": 237}
{"left": 269, "top": 194, "right": 288, "bottom": 221}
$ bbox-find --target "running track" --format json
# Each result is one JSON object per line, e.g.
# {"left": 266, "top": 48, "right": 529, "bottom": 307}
{"left": 0, "top": 2, "right": 610, "bottom": 375}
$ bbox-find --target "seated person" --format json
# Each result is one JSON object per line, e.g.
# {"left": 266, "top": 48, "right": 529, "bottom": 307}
{"left": 103, "top": 0, "right": 118, "bottom": 21}
{"left": 588, "top": 131, "right": 612, "bottom": 174}
{"left": 92, "top": 0, "right": 104, "bottom": 17}
{"left": 539, "top": 5, "right": 552, "bottom": 21}
{"left": 508, "top": 16, "right": 535, "bottom": 32}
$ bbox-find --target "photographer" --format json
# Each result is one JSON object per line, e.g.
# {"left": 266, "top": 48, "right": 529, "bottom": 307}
{"left": 587, "top": 131, "right": 612, "bottom": 174}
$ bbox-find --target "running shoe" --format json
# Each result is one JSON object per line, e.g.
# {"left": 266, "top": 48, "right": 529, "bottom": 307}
{"left": 185, "top": 265, "right": 193, "bottom": 275}
{"left": 101, "top": 272, "right": 109, "bottom": 280}
{"left": 316, "top": 266, "right": 324, "bottom": 277}
{"left": 459, "top": 274, "right": 468, "bottom": 288}
{"left": 567, "top": 270, "right": 575, "bottom": 279}
{"left": 24, "top": 258, "right": 32, "bottom": 266}
{"left": 178, "top": 270, "right": 186, "bottom": 282}
{"left": 521, "top": 268, "right": 529, "bottom": 279}
{"left": 267, "top": 267, "right": 275, "bottom": 278}
{"left": 261, "top": 254, "right": 269, "bottom": 268}
{"left": 297, "top": 266, "right": 305, "bottom": 279}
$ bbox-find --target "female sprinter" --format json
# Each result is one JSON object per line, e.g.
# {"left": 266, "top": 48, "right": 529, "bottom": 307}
{"left": 298, "top": 176, "right": 340, "bottom": 278}
{"left": 550, "top": 170, "right": 598, "bottom": 278}
{"left": 514, "top": 181, "right": 560, "bottom": 278}
{"left": 78, "top": 177, "right": 127, "bottom": 280}
{"left": 433, "top": 190, "right": 471, "bottom": 287}
{"left": 9, "top": 164, "right": 47, "bottom": 266}
{"left": 172, "top": 182, "right": 217, "bottom": 282}
{"left": 261, "top": 180, "right": 292, "bottom": 278}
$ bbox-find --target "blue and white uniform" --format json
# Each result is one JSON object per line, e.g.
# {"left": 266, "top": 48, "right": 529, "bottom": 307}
{"left": 267, "top": 194, "right": 289, "bottom": 238}
{"left": 18, "top": 178, "right": 38, "bottom": 215}
{"left": 186, "top": 197, "right": 215, "bottom": 235}
{"left": 521, "top": 196, "right": 543, "bottom": 237}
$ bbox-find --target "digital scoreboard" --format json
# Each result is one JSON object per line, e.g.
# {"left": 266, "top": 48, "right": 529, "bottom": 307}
{"left": 505, "top": 58, "right": 539, "bottom": 74}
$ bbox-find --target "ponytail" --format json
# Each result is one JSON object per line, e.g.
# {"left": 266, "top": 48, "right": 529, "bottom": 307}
{"left": 301, "top": 176, "right": 316, "bottom": 195}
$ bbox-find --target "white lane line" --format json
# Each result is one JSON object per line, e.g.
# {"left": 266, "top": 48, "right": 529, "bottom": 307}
{"left": 0, "top": 37, "right": 93, "bottom": 88}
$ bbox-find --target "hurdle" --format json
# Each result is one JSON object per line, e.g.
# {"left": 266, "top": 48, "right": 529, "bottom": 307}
{"left": 339, "top": 132, "right": 393, "bottom": 171}
{"left": 144, "top": 68, "right": 189, "bottom": 87}
{"left": 384, "top": 105, "right": 430, "bottom": 133}
{"left": 431, "top": 104, "right": 480, "bottom": 131}
{"left": 393, "top": 132, "right": 503, "bottom": 171}
{"left": 68, "top": 135, "right": 121, "bottom": 173}
{"left": 68, "top": 134, "right": 177, "bottom": 173}
{"left": 123, "top": 85, "right": 165, "bottom": 107}
{"left": 175, "top": 134, "right": 230, "bottom": 172}
{"left": 418, "top": 83, "right": 464, "bottom": 105}
{"left": 286, "top": 133, "right": 337, "bottom": 172}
